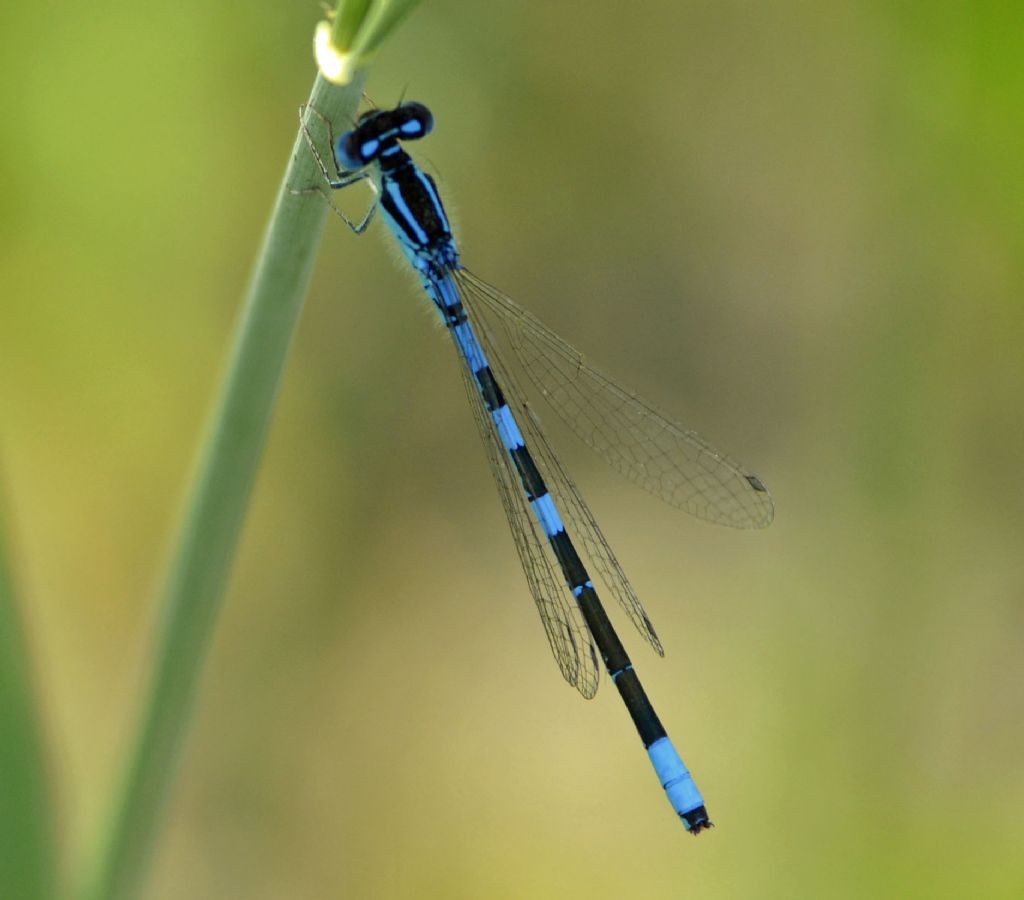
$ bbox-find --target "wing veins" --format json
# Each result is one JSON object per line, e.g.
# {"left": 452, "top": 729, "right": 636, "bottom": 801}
{"left": 458, "top": 279, "right": 665, "bottom": 659}
{"left": 457, "top": 269, "right": 774, "bottom": 530}
{"left": 452, "top": 328, "right": 600, "bottom": 699}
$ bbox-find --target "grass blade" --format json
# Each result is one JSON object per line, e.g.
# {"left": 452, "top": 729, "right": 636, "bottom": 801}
{"left": 75, "top": 73, "right": 364, "bottom": 900}
{"left": 0, "top": 491, "right": 58, "bottom": 900}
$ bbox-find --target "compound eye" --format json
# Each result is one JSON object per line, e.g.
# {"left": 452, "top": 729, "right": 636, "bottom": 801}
{"left": 397, "top": 102, "right": 434, "bottom": 140}
{"left": 336, "top": 131, "right": 378, "bottom": 170}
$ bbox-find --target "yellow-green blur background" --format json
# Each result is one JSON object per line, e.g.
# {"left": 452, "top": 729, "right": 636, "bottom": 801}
{"left": 2, "top": 2, "right": 1023, "bottom": 898}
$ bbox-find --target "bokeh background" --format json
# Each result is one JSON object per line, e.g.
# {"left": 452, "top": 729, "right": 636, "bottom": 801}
{"left": 3, "top": 2, "right": 1023, "bottom": 897}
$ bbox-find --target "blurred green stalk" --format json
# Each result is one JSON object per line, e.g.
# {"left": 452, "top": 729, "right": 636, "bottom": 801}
{"left": 332, "top": 0, "right": 374, "bottom": 51}
{"left": 0, "top": 497, "right": 57, "bottom": 900}
{"left": 319, "top": 0, "right": 422, "bottom": 83}
{"left": 76, "top": 73, "right": 364, "bottom": 900}
{"left": 339, "top": 0, "right": 422, "bottom": 59}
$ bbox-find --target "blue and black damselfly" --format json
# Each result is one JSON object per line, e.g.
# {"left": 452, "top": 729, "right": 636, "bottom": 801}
{"left": 299, "top": 101, "right": 773, "bottom": 833}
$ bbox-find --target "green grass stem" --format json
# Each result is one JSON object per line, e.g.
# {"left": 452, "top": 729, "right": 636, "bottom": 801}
{"left": 75, "top": 72, "right": 364, "bottom": 900}
{"left": 0, "top": 494, "right": 57, "bottom": 900}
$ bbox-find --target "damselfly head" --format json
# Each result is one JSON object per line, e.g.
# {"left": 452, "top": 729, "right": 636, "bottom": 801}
{"left": 336, "top": 102, "right": 434, "bottom": 170}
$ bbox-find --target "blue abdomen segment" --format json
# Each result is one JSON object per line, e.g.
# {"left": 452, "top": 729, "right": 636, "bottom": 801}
{"left": 647, "top": 736, "right": 710, "bottom": 832}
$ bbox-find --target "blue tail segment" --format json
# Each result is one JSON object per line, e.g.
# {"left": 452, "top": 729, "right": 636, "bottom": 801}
{"left": 647, "top": 737, "right": 711, "bottom": 832}
{"left": 301, "top": 100, "right": 774, "bottom": 831}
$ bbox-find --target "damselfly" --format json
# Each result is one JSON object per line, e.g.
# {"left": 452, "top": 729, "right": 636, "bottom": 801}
{"left": 300, "top": 101, "right": 773, "bottom": 833}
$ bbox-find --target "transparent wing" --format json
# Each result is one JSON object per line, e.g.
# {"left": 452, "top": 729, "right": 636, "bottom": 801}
{"left": 452, "top": 328, "right": 601, "bottom": 699}
{"left": 456, "top": 269, "right": 774, "bottom": 530}
{"left": 517, "top": 397, "right": 665, "bottom": 658}
{"left": 458, "top": 289, "right": 664, "bottom": 662}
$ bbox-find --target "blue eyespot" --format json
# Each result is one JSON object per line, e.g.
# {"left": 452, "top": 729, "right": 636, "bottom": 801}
{"left": 396, "top": 102, "right": 433, "bottom": 140}
{"left": 337, "top": 132, "right": 376, "bottom": 169}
